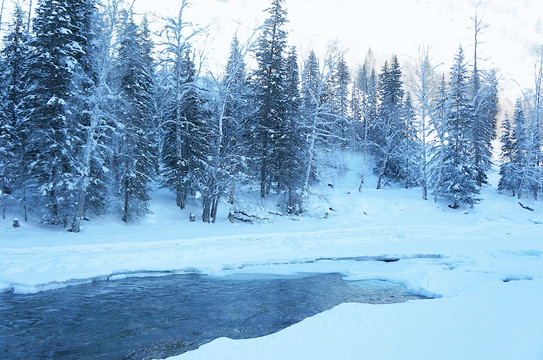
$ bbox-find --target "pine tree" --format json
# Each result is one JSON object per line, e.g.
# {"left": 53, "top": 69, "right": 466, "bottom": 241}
{"left": 222, "top": 36, "right": 251, "bottom": 161}
{"left": 251, "top": 0, "right": 289, "bottom": 198}
{"left": 160, "top": 0, "right": 209, "bottom": 211}
{"left": 429, "top": 75, "right": 449, "bottom": 203}
{"left": 280, "top": 47, "right": 304, "bottom": 214}
{"left": 195, "top": 36, "right": 251, "bottom": 223}
{"left": 0, "top": 5, "right": 31, "bottom": 219}
{"left": 470, "top": 69, "right": 499, "bottom": 186}
{"left": 522, "top": 52, "right": 543, "bottom": 199}
{"left": 161, "top": 49, "right": 210, "bottom": 210}
{"left": 115, "top": 13, "right": 156, "bottom": 222}
{"left": 510, "top": 99, "right": 535, "bottom": 199}
{"left": 436, "top": 47, "right": 479, "bottom": 208}
{"left": 70, "top": 0, "right": 128, "bottom": 232}
{"left": 219, "top": 35, "right": 252, "bottom": 206}
{"left": 373, "top": 56, "right": 405, "bottom": 189}
{"left": 352, "top": 51, "right": 378, "bottom": 192}
{"left": 299, "top": 50, "right": 321, "bottom": 197}
{"left": 401, "top": 92, "right": 420, "bottom": 188}
{"left": 21, "top": 0, "right": 95, "bottom": 226}
{"left": 331, "top": 54, "right": 351, "bottom": 148}
{"left": 498, "top": 112, "right": 518, "bottom": 195}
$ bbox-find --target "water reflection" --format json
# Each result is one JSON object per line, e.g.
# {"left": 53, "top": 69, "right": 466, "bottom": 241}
{"left": 0, "top": 273, "right": 428, "bottom": 360}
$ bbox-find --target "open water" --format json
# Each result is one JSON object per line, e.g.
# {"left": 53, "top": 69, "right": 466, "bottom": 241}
{"left": 0, "top": 272, "right": 428, "bottom": 359}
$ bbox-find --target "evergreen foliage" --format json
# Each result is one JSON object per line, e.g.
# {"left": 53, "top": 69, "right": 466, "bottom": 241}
{"left": 0, "top": 5, "right": 30, "bottom": 219}
{"left": 115, "top": 14, "right": 155, "bottom": 222}
{"left": 20, "top": 0, "right": 95, "bottom": 226}
{"left": 4, "top": 0, "right": 542, "bottom": 228}
{"left": 434, "top": 47, "right": 479, "bottom": 207}
{"left": 373, "top": 56, "right": 406, "bottom": 189}
{"left": 470, "top": 69, "right": 499, "bottom": 186}
{"left": 251, "top": 0, "right": 290, "bottom": 198}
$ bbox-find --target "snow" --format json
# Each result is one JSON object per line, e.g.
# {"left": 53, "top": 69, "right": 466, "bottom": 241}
{"left": 172, "top": 280, "right": 543, "bottom": 360}
{"left": 1, "top": 153, "right": 542, "bottom": 359}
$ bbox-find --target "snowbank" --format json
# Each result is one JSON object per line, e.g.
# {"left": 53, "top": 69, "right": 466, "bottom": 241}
{"left": 1, "top": 154, "right": 542, "bottom": 359}
{"left": 170, "top": 279, "right": 543, "bottom": 360}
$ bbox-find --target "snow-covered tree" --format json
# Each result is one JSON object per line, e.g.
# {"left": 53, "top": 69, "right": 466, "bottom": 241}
{"left": 498, "top": 109, "right": 520, "bottom": 196}
{"left": 470, "top": 69, "right": 499, "bottom": 186}
{"left": 352, "top": 50, "right": 378, "bottom": 192}
{"left": 159, "top": 0, "right": 208, "bottom": 210}
{"left": 400, "top": 92, "right": 420, "bottom": 189}
{"left": 195, "top": 35, "right": 253, "bottom": 223}
{"left": 519, "top": 50, "right": 543, "bottom": 199}
{"left": 299, "top": 49, "right": 343, "bottom": 201}
{"left": 21, "top": 0, "right": 96, "bottom": 226}
{"left": 250, "top": 0, "right": 290, "bottom": 198}
{"left": 0, "top": 5, "right": 31, "bottom": 219}
{"left": 434, "top": 47, "right": 479, "bottom": 208}
{"left": 70, "top": 0, "right": 129, "bottom": 232}
{"left": 279, "top": 47, "right": 304, "bottom": 214}
{"left": 373, "top": 56, "right": 406, "bottom": 189}
{"left": 114, "top": 13, "right": 156, "bottom": 222}
{"left": 409, "top": 47, "right": 440, "bottom": 199}
{"left": 428, "top": 75, "right": 449, "bottom": 202}
{"left": 330, "top": 53, "right": 351, "bottom": 148}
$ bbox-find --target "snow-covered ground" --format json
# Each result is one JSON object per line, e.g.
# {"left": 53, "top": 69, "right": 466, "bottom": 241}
{"left": 1, "top": 153, "right": 542, "bottom": 359}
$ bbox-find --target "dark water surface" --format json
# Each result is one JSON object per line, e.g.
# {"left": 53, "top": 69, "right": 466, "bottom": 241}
{"left": 0, "top": 272, "right": 427, "bottom": 360}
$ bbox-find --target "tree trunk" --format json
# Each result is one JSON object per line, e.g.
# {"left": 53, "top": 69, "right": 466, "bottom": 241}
{"left": 0, "top": 0, "right": 5, "bottom": 34}
{"left": 228, "top": 186, "right": 235, "bottom": 204}
{"left": 211, "top": 196, "right": 219, "bottom": 223}
{"left": 23, "top": 187, "right": 27, "bottom": 222}
{"left": 202, "top": 195, "right": 211, "bottom": 223}
{"left": 71, "top": 182, "right": 87, "bottom": 232}
{"left": 122, "top": 178, "right": 129, "bottom": 222}
{"left": 176, "top": 187, "right": 187, "bottom": 209}
{"left": 376, "top": 174, "right": 383, "bottom": 190}
{"left": 421, "top": 151, "right": 428, "bottom": 200}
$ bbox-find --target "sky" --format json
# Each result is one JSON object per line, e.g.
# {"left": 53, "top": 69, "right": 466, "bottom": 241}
{"left": 1, "top": 0, "right": 542, "bottom": 107}
{"left": 129, "top": 0, "right": 543, "bottom": 106}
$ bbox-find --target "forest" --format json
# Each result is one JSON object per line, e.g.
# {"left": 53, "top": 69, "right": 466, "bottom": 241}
{"left": 0, "top": 0, "right": 542, "bottom": 232}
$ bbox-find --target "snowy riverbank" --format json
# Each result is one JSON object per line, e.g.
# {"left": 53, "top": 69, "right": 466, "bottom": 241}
{"left": 1, "top": 155, "right": 542, "bottom": 359}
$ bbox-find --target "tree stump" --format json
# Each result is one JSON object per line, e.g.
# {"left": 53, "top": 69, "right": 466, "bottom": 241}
{"left": 189, "top": 213, "right": 196, "bottom": 222}
{"left": 13, "top": 219, "right": 20, "bottom": 228}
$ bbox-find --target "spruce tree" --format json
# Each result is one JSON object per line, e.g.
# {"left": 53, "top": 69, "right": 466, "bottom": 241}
{"left": 352, "top": 52, "right": 378, "bottom": 191}
{"left": 280, "top": 47, "right": 304, "bottom": 214}
{"left": 436, "top": 47, "right": 479, "bottom": 208}
{"left": 161, "top": 49, "right": 210, "bottom": 210}
{"left": 0, "top": 5, "right": 30, "bottom": 219}
{"left": 195, "top": 37, "right": 251, "bottom": 223}
{"left": 331, "top": 54, "right": 351, "bottom": 148}
{"left": 115, "top": 14, "right": 155, "bottom": 222}
{"left": 498, "top": 112, "right": 518, "bottom": 195}
{"left": 300, "top": 50, "right": 321, "bottom": 197}
{"left": 401, "top": 92, "right": 420, "bottom": 188}
{"left": 429, "top": 75, "right": 449, "bottom": 202}
{"left": 251, "top": 0, "right": 289, "bottom": 198}
{"left": 508, "top": 99, "right": 533, "bottom": 198}
{"left": 373, "top": 56, "right": 405, "bottom": 189}
{"left": 160, "top": 1, "right": 210, "bottom": 211}
{"left": 21, "top": 0, "right": 95, "bottom": 226}
{"left": 470, "top": 69, "right": 499, "bottom": 186}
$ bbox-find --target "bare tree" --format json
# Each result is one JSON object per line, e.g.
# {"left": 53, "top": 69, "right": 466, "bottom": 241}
{"left": 300, "top": 48, "right": 344, "bottom": 205}
{"left": 409, "top": 46, "right": 441, "bottom": 200}
{"left": 71, "top": 0, "right": 133, "bottom": 232}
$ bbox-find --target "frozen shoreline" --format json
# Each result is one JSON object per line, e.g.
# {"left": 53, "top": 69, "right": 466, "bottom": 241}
{"left": 1, "top": 160, "right": 542, "bottom": 359}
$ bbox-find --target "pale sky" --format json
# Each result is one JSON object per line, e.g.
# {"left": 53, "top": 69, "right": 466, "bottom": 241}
{"left": 132, "top": 0, "right": 543, "bottom": 105}
{"left": 2, "top": 0, "right": 542, "bottom": 106}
